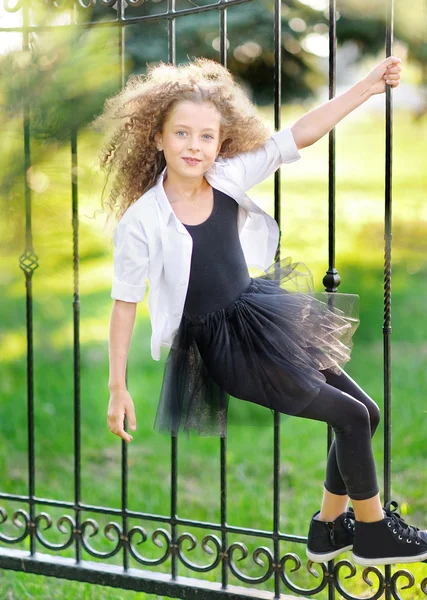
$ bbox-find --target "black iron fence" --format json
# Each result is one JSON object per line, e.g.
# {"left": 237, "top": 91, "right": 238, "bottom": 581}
{"left": 1, "top": 0, "right": 426, "bottom": 598}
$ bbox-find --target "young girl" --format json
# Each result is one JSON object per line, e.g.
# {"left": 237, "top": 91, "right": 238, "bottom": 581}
{"left": 93, "top": 56, "right": 427, "bottom": 567}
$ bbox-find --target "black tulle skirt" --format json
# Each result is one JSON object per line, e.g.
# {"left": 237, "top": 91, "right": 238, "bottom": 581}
{"left": 153, "top": 258, "right": 360, "bottom": 438}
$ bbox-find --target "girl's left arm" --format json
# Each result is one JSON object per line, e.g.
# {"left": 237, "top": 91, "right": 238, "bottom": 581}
{"left": 220, "top": 56, "right": 402, "bottom": 191}
{"left": 291, "top": 56, "right": 402, "bottom": 150}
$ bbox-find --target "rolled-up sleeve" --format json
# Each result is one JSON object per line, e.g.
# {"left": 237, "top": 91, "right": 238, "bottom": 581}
{"left": 225, "top": 127, "right": 301, "bottom": 191}
{"left": 111, "top": 217, "right": 149, "bottom": 303}
{"left": 271, "top": 127, "right": 301, "bottom": 164}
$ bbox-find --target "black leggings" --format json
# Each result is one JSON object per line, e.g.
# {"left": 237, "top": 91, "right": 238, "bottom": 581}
{"left": 296, "top": 368, "right": 381, "bottom": 501}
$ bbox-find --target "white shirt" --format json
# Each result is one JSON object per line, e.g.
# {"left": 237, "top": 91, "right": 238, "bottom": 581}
{"left": 111, "top": 127, "right": 301, "bottom": 360}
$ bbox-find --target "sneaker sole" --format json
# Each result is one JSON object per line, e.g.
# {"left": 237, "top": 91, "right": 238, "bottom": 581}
{"left": 352, "top": 549, "right": 427, "bottom": 566}
{"left": 306, "top": 544, "right": 353, "bottom": 562}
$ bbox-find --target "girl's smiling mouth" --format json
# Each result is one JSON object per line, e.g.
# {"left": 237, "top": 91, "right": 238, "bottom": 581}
{"left": 183, "top": 157, "right": 202, "bottom": 165}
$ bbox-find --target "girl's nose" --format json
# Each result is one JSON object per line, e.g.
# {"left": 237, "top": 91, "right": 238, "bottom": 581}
{"left": 188, "top": 137, "right": 201, "bottom": 151}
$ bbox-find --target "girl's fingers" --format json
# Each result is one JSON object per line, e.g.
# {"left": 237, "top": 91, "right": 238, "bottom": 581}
{"left": 126, "top": 405, "right": 137, "bottom": 431}
{"left": 112, "top": 423, "right": 133, "bottom": 443}
{"left": 384, "top": 55, "right": 402, "bottom": 67}
{"left": 120, "top": 430, "right": 133, "bottom": 443}
{"left": 108, "top": 413, "right": 131, "bottom": 440}
{"left": 107, "top": 408, "right": 135, "bottom": 441}
{"left": 383, "top": 69, "right": 401, "bottom": 87}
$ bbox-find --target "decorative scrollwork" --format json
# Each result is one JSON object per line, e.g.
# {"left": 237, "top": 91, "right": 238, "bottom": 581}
{"left": 125, "top": 0, "right": 147, "bottom": 6}
{"left": 306, "top": 557, "right": 328, "bottom": 580}
{"left": 80, "top": 518, "right": 123, "bottom": 559}
{"left": 281, "top": 554, "right": 328, "bottom": 596}
{"left": 227, "top": 542, "right": 274, "bottom": 584}
{"left": 19, "top": 250, "right": 39, "bottom": 275}
{"left": 99, "top": 0, "right": 120, "bottom": 8}
{"left": 176, "top": 533, "right": 221, "bottom": 572}
{"left": 35, "top": 512, "right": 75, "bottom": 551}
{"left": 0, "top": 504, "right": 426, "bottom": 599}
{"left": 390, "top": 569, "right": 416, "bottom": 600}
{"left": 4, "top": 0, "right": 22, "bottom": 13}
{"left": 0, "top": 507, "right": 31, "bottom": 544}
{"left": 334, "top": 560, "right": 383, "bottom": 600}
{"left": 128, "top": 526, "right": 171, "bottom": 565}
{"left": 46, "top": 0, "right": 69, "bottom": 9}
{"left": 76, "top": 0, "right": 94, "bottom": 9}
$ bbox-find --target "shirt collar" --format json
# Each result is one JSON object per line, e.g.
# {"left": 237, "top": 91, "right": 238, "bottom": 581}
{"left": 153, "top": 167, "right": 174, "bottom": 223}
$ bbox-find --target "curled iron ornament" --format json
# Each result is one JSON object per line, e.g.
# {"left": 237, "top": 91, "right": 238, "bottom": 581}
{"left": 0, "top": 507, "right": 31, "bottom": 544}
{"left": 281, "top": 554, "right": 327, "bottom": 596}
{"left": 227, "top": 542, "right": 274, "bottom": 584}
{"left": 176, "top": 533, "right": 222, "bottom": 572}
{"left": 99, "top": 0, "right": 121, "bottom": 7}
{"left": 334, "top": 560, "right": 383, "bottom": 600}
{"left": 19, "top": 250, "right": 39, "bottom": 275}
{"left": 390, "top": 569, "right": 416, "bottom": 599}
{"left": 306, "top": 557, "right": 328, "bottom": 580}
{"left": 35, "top": 512, "right": 75, "bottom": 551}
{"left": 4, "top": 0, "right": 22, "bottom": 12}
{"left": 76, "top": 0, "right": 94, "bottom": 9}
{"left": 128, "top": 526, "right": 171, "bottom": 566}
{"left": 45, "top": 0, "right": 69, "bottom": 8}
{"left": 80, "top": 518, "right": 123, "bottom": 559}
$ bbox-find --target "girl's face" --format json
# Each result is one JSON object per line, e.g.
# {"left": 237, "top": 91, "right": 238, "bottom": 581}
{"left": 155, "top": 101, "right": 222, "bottom": 179}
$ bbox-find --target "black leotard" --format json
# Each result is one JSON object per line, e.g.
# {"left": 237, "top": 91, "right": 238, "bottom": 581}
{"left": 182, "top": 187, "right": 251, "bottom": 320}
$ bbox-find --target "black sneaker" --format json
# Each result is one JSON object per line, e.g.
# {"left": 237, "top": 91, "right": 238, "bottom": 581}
{"left": 306, "top": 508, "right": 355, "bottom": 562}
{"left": 352, "top": 500, "right": 427, "bottom": 566}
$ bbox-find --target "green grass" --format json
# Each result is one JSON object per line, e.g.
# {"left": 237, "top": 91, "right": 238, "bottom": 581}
{"left": 0, "top": 106, "right": 427, "bottom": 599}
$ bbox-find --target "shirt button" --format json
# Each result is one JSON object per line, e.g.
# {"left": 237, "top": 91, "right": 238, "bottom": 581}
{"left": 180, "top": 281, "right": 186, "bottom": 286}
{"left": 174, "top": 312, "right": 180, "bottom": 317}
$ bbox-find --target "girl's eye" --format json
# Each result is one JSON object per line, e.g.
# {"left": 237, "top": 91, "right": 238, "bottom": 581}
{"left": 176, "top": 131, "right": 214, "bottom": 139}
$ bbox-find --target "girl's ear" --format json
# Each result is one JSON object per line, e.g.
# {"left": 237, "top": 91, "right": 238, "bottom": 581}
{"left": 154, "top": 132, "right": 162, "bottom": 151}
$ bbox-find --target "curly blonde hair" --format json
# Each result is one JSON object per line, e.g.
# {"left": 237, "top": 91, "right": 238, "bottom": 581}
{"left": 90, "top": 57, "right": 271, "bottom": 222}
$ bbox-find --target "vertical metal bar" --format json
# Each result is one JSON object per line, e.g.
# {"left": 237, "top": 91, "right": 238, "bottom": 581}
{"left": 383, "top": 0, "right": 394, "bottom": 518}
{"left": 168, "top": 0, "right": 176, "bottom": 66}
{"left": 324, "top": 0, "right": 339, "bottom": 295}
{"left": 71, "top": 126, "right": 82, "bottom": 563}
{"left": 171, "top": 434, "right": 178, "bottom": 580}
{"left": 219, "top": 2, "right": 227, "bottom": 68}
{"left": 121, "top": 412, "right": 129, "bottom": 572}
{"left": 167, "top": 0, "right": 178, "bottom": 580}
{"left": 219, "top": 11, "right": 229, "bottom": 590}
{"left": 326, "top": 1, "right": 337, "bottom": 597}
{"left": 273, "top": 0, "right": 281, "bottom": 596}
{"left": 117, "top": 0, "right": 130, "bottom": 572}
{"left": 20, "top": 1, "right": 37, "bottom": 557}
{"left": 220, "top": 426, "right": 228, "bottom": 588}
{"left": 383, "top": 0, "right": 394, "bottom": 596}
{"left": 273, "top": 0, "right": 281, "bottom": 262}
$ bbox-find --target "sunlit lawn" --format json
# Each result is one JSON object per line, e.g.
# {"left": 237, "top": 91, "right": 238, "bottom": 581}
{"left": 0, "top": 107, "right": 426, "bottom": 598}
